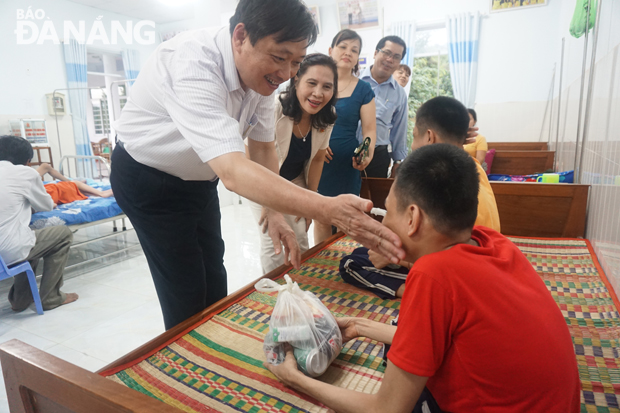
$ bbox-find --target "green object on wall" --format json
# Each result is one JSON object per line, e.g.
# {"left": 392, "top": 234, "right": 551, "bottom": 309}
{"left": 570, "top": 0, "right": 597, "bottom": 38}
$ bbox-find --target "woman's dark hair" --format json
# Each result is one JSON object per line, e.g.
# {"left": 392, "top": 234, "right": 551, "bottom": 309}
{"left": 0, "top": 135, "right": 33, "bottom": 166}
{"left": 230, "top": 0, "right": 317, "bottom": 47}
{"left": 280, "top": 53, "right": 338, "bottom": 130}
{"left": 330, "top": 29, "right": 363, "bottom": 75}
{"left": 467, "top": 108, "right": 477, "bottom": 123}
{"left": 395, "top": 144, "right": 479, "bottom": 235}
{"left": 398, "top": 64, "right": 411, "bottom": 76}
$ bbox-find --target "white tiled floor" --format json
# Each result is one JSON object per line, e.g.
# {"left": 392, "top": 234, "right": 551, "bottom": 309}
{"left": 0, "top": 201, "right": 312, "bottom": 412}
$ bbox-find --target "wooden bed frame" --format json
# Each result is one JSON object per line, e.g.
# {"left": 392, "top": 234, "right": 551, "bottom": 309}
{"left": 360, "top": 178, "right": 589, "bottom": 238}
{"left": 0, "top": 234, "right": 343, "bottom": 413}
{"left": 488, "top": 142, "right": 548, "bottom": 151}
{"left": 489, "top": 150, "right": 555, "bottom": 175}
{"left": 490, "top": 181, "right": 588, "bottom": 238}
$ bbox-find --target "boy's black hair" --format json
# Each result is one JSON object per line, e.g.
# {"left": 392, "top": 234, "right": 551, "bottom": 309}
{"left": 467, "top": 108, "right": 477, "bottom": 123}
{"left": 0, "top": 135, "right": 33, "bottom": 166}
{"left": 230, "top": 0, "right": 317, "bottom": 47}
{"left": 394, "top": 144, "right": 479, "bottom": 235}
{"left": 415, "top": 96, "right": 470, "bottom": 145}
{"left": 331, "top": 29, "right": 363, "bottom": 74}
{"left": 280, "top": 53, "right": 338, "bottom": 130}
{"left": 376, "top": 36, "right": 407, "bottom": 60}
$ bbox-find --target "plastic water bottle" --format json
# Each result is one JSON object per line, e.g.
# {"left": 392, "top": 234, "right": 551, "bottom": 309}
{"left": 263, "top": 329, "right": 286, "bottom": 365}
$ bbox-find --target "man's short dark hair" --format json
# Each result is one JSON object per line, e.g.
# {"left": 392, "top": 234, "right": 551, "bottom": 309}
{"left": 0, "top": 135, "right": 33, "bottom": 166}
{"left": 398, "top": 64, "right": 411, "bottom": 76}
{"left": 394, "top": 144, "right": 479, "bottom": 235}
{"left": 376, "top": 36, "right": 407, "bottom": 60}
{"left": 230, "top": 0, "right": 317, "bottom": 46}
{"left": 415, "top": 96, "right": 470, "bottom": 145}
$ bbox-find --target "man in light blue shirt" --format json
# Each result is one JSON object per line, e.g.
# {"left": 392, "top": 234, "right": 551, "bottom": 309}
{"left": 358, "top": 36, "right": 409, "bottom": 178}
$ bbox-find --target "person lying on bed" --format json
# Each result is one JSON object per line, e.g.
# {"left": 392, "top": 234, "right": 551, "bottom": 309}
{"left": 266, "top": 143, "right": 580, "bottom": 413}
{"left": 0, "top": 135, "right": 78, "bottom": 311}
{"left": 36, "top": 162, "right": 113, "bottom": 206}
{"left": 340, "top": 96, "right": 501, "bottom": 298}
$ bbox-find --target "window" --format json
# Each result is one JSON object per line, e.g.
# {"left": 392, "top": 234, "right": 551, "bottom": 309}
{"left": 407, "top": 24, "right": 454, "bottom": 149}
{"left": 86, "top": 51, "right": 125, "bottom": 142}
{"left": 91, "top": 88, "right": 110, "bottom": 135}
{"left": 118, "top": 85, "right": 127, "bottom": 111}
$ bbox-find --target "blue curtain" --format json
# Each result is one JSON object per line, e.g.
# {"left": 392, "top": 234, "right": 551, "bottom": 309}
{"left": 390, "top": 20, "right": 415, "bottom": 95}
{"left": 446, "top": 12, "right": 481, "bottom": 108}
{"left": 63, "top": 38, "right": 93, "bottom": 177}
{"left": 391, "top": 21, "right": 416, "bottom": 67}
{"left": 122, "top": 49, "right": 141, "bottom": 88}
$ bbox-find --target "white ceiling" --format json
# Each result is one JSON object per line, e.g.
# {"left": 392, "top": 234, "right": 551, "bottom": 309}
{"left": 65, "top": 0, "right": 198, "bottom": 24}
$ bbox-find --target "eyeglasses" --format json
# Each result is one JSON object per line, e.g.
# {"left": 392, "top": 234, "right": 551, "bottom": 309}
{"left": 377, "top": 49, "right": 403, "bottom": 62}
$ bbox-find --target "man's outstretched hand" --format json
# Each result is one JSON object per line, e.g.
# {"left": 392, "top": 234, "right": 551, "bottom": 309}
{"left": 326, "top": 195, "right": 405, "bottom": 264}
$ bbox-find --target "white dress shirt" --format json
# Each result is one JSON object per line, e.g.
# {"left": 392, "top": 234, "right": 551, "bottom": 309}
{"left": 114, "top": 26, "right": 275, "bottom": 181}
{"left": 0, "top": 161, "right": 53, "bottom": 265}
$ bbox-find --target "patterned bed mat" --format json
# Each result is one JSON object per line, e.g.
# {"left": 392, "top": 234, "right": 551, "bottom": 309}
{"left": 101, "top": 236, "right": 620, "bottom": 413}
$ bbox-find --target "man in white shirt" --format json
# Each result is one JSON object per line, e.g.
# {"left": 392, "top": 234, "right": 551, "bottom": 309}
{"left": 0, "top": 136, "right": 78, "bottom": 311}
{"left": 111, "top": 0, "right": 405, "bottom": 330}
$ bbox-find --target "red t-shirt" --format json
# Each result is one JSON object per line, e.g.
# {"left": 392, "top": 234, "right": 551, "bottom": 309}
{"left": 388, "top": 227, "right": 580, "bottom": 412}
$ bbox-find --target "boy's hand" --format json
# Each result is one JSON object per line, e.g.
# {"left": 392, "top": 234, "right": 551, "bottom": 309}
{"left": 368, "top": 249, "right": 390, "bottom": 269}
{"left": 337, "top": 317, "right": 361, "bottom": 342}
{"left": 264, "top": 344, "right": 304, "bottom": 387}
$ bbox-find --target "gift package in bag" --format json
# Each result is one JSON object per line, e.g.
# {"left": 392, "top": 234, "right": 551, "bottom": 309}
{"left": 255, "top": 274, "right": 343, "bottom": 377}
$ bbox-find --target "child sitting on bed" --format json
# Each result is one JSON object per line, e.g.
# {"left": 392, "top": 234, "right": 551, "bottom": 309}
{"left": 340, "top": 97, "right": 500, "bottom": 298}
{"left": 266, "top": 143, "right": 580, "bottom": 413}
{"left": 37, "top": 163, "right": 113, "bottom": 206}
{"left": 0, "top": 135, "right": 78, "bottom": 311}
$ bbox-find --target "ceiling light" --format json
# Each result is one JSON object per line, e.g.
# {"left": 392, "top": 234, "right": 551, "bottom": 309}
{"left": 159, "top": 0, "right": 197, "bottom": 6}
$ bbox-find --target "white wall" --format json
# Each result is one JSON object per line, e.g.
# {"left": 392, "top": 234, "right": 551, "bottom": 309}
{"left": 382, "top": 0, "right": 561, "bottom": 141}
{"left": 301, "top": 0, "right": 562, "bottom": 142}
{"left": 0, "top": 0, "right": 160, "bottom": 166}
{"left": 0, "top": 0, "right": 572, "bottom": 169}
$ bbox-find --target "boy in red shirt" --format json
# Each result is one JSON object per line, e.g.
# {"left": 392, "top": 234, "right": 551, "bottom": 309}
{"left": 265, "top": 143, "right": 580, "bottom": 412}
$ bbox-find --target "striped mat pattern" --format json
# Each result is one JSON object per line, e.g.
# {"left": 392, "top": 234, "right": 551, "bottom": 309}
{"left": 103, "top": 236, "right": 620, "bottom": 413}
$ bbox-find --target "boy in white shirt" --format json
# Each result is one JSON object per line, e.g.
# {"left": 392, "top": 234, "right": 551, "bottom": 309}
{"left": 0, "top": 136, "right": 78, "bottom": 311}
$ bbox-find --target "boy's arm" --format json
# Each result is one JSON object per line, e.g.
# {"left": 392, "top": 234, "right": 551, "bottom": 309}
{"left": 266, "top": 350, "right": 427, "bottom": 413}
{"left": 353, "top": 317, "right": 397, "bottom": 344}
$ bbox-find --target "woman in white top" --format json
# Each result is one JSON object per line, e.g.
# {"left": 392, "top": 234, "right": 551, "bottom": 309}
{"left": 252, "top": 53, "right": 338, "bottom": 273}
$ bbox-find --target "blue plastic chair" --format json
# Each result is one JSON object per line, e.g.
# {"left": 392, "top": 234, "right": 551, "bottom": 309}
{"left": 0, "top": 256, "right": 44, "bottom": 315}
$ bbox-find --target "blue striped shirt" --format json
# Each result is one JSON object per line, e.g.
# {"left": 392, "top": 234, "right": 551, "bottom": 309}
{"left": 357, "top": 66, "right": 409, "bottom": 161}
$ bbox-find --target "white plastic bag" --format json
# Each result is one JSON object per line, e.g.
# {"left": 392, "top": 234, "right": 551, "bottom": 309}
{"left": 256, "top": 275, "right": 343, "bottom": 377}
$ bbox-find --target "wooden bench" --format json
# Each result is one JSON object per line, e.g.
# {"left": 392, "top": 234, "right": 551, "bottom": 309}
{"left": 490, "top": 150, "right": 555, "bottom": 175}
{"left": 360, "top": 178, "right": 589, "bottom": 238}
{"left": 488, "top": 142, "right": 548, "bottom": 151}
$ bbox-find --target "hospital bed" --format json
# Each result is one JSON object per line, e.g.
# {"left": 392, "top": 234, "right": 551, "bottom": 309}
{"left": 31, "top": 155, "right": 134, "bottom": 268}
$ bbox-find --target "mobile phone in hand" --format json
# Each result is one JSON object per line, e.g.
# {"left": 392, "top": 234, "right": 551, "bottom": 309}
{"left": 354, "top": 137, "right": 371, "bottom": 165}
